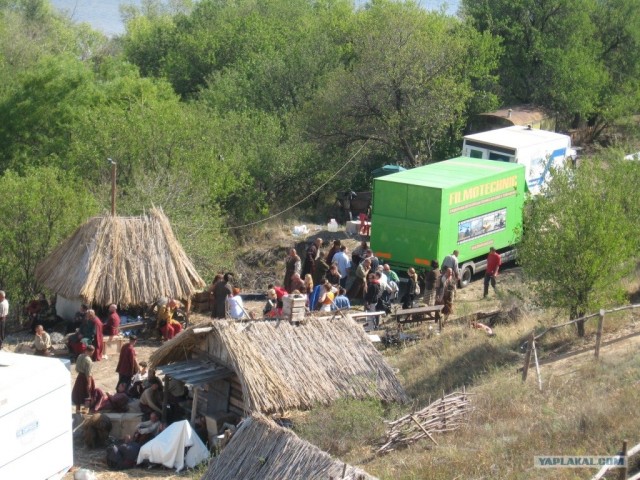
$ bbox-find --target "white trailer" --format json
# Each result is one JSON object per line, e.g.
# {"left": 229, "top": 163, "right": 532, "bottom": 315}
{"left": 462, "top": 126, "right": 575, "bottom": 194}
{"left": 0, "top": 352, "right": 73, "bottom": 480}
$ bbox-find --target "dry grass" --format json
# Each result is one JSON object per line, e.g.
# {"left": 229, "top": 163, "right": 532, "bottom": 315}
{"left": 295, "top": 267, "right": 640, "bottom": 479}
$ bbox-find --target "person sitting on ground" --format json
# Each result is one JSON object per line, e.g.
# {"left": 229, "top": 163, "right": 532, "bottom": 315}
{"left": 92, "top": 382, "right": 130, "bottom": 413}
{"left": 157, "top": 299, "right": 183, "bottom": 341}
{"left": 268, "top": 283, "right": 288, "bottom": 310}
{"left": 106, "top": 436, "right": 142, "bottom": 470}
{"left": 103, "top": 304, "right": 121, "bottom": 337}
{"left": 32, "top": 324, "right": 53, "bottom": 356}
{"left": 139, "top": 378, "right": 163, "bottom": 418}
{"left": 134, "top": 412, "right": 162, "bottom": 444}
{"left": 68, "top": 303, "right": 88, "bottom": 334}
{"left": 263, "top": 289, "right": 278, "bottom": 318}
{"left": 332, "top": 287, "right": 351, "bottom": 311}
{"left": 67, "top": 330, "right": 86, "bottom": 358}
{"left": 26, "top": 294, "right": 49, "bottom": 333}
{"left": 128, "top": 361, "right": 149, "bottom": 398}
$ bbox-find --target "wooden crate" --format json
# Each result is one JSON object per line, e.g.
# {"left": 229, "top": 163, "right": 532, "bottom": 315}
{"left": 282, "top": 295, "right": 306, "bottom": 322}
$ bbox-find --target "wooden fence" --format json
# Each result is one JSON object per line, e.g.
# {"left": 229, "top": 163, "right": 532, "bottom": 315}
{"left": 591, "top": 439, "right": 640, "bottom": 480}
{"left": 521, "top": 303, "right": 640, "bottom": 385}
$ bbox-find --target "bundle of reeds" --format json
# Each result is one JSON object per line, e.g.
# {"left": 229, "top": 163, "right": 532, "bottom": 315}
{"left": 377, "top": 389, "right": 474, "bottom": 455}
{"left": 204, "top": 414, "right": 377, "bottom": 480}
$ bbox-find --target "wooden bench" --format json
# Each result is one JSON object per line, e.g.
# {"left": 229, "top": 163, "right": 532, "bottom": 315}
{"left": 391, "top": 305, "right": 443, "bottom": 329}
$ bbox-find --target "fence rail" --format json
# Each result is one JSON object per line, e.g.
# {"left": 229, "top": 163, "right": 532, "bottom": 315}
{"left": 522, "top": 303, "right": 640, "bottom": 383}
{"left": 591, "top": 439, "right": 640, "bottom": 480}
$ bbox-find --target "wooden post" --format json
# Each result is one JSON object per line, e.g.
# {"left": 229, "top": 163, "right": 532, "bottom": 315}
{"left": 185, "top": 297, "right": 192, "bottom": 328}
{"left": 595, "top": 309, "right": 605, "bottom": 359}
{"left": 533, "top": 340, "right": 542, "bottom": 392}
{"left": 162, "top": 375, "right": 170, "bottom": 424}
{"left": 619, "top": 439, "right": 628, "bottom": 480}
{"left": 190, "top": 387, "right": 199, "bottom": 425}
{"left": 522, "top": 331, "right": 534, "bottom": 382}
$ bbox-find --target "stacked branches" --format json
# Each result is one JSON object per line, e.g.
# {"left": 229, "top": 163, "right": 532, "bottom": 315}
{"left": 204, "top": 414, "right": 377, "bottom": 480}
{"left": 35, "top": 207, "right": 205, "bottom": 305}
{"left": 377, "top": 390, "right": 474, "bottom": 455}
{"left": 150, "top": 315, "right": 409, "bottom": 414}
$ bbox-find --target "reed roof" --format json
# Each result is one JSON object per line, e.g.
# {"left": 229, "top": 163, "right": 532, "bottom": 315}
{"left": 204, "top": 414, "right": 377, "bottom": 480}
{"left": 35, "top": 207, "right": 205, "bottom": 306}
{"left": 150, "top": 315, "right": 408, "bottom": 413}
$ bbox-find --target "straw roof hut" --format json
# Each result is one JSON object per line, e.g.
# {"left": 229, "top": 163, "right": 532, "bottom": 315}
{"left": 204, "top": 414, "right": 377, "bottom": 480}
{"left": 35, "top": 207, "right": 205, "bottom": 306}
{"left": 150, "top": 315, "right": 408, "bottom": 416}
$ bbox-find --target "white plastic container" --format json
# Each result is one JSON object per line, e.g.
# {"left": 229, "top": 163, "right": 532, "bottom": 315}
{"left": 327, "top": 219, "right": 338, "bottom": 232}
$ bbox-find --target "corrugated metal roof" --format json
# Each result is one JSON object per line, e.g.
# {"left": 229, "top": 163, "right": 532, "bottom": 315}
{"left": 375, "top": 157, "right": 524, "bottom": 189}
{"left": 156, "top": 359, "right": 233, "bottom": 386}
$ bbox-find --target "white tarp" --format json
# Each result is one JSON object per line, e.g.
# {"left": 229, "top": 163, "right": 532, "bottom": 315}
{"left": 136, "top": 420, "right": 209, "bottom": 472}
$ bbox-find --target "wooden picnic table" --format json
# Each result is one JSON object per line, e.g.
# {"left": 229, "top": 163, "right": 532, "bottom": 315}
{"left": 392, "top": 305, "right": 443, "bottom": 329}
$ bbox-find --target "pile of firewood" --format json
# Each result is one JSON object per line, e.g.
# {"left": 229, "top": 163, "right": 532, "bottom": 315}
{"left": 377, "top": 389, "right": 474, "bottom": 455}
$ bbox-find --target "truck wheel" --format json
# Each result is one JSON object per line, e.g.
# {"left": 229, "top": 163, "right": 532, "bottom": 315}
{"left": 459, "top": 266, "right": 473, "bottom": 288}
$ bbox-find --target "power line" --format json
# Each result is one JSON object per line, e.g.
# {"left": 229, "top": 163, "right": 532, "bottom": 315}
{"left": 226, "top": 140, "right": 369, "bottom": 230}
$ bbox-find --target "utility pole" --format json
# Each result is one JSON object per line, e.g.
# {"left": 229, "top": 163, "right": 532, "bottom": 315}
{"left": 108, "top": 158, "right": 117, "bottom": 216}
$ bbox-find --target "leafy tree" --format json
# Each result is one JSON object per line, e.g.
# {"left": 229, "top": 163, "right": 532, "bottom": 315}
{"left": 304, "top": 1, "right": 501, "bottom": 166}
{"left": 0, "top": 166, "right": 98, "bottom": 309}
{"left": 517, "top": 157, "right": 639, "bottom": 336}
{"left": 0, "top": 54, "right": 103, "bottom": 172}
{"left": 460, "top": 0, "right": 640, "bottom": 134}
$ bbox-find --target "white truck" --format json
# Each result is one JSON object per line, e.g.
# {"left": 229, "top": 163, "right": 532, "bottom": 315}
{"left": 0, "top": 352, "right": 73, "bottom": 480}
{"left": 462, "top": 125, "right": 575, "bottom": 194}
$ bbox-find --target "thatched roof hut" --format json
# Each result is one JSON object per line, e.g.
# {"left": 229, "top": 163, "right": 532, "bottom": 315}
{"left": 150, "top": 315, "right": 408, "bottom": 416}
{"left": 35, "top": 207, "right": 205, "bottom": 306}
{"left": 204, "top": 414, "right": 377, "bottom": 480}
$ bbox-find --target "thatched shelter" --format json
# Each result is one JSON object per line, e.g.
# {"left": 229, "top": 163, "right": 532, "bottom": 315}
{"left": 149, "top": 315, "right": 408, "bottom": 417}
{"left": 35, "top": 207, "right": 205, "bottom": 306}
{"left": 204, "top": 414, "right": 377, "bottom": 480}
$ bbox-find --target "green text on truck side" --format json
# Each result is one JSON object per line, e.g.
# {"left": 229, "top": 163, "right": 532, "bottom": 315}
{"left": 370, "top": 157, "right": 527, "bottom": 286}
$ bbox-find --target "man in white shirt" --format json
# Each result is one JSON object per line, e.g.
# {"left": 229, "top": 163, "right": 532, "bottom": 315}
{"left": 332, "top": 245, "right": 352, "bottom": 288}
{"left": 0, "top": 291, "right": 8, "bottom": 350}
{"left": 441, "top": 250, "right": 460, "bottom": 282}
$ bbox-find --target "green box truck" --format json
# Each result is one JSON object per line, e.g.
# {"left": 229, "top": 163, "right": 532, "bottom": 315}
{"left": 370, "top": 157, "right": 527, "bottom": 286}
